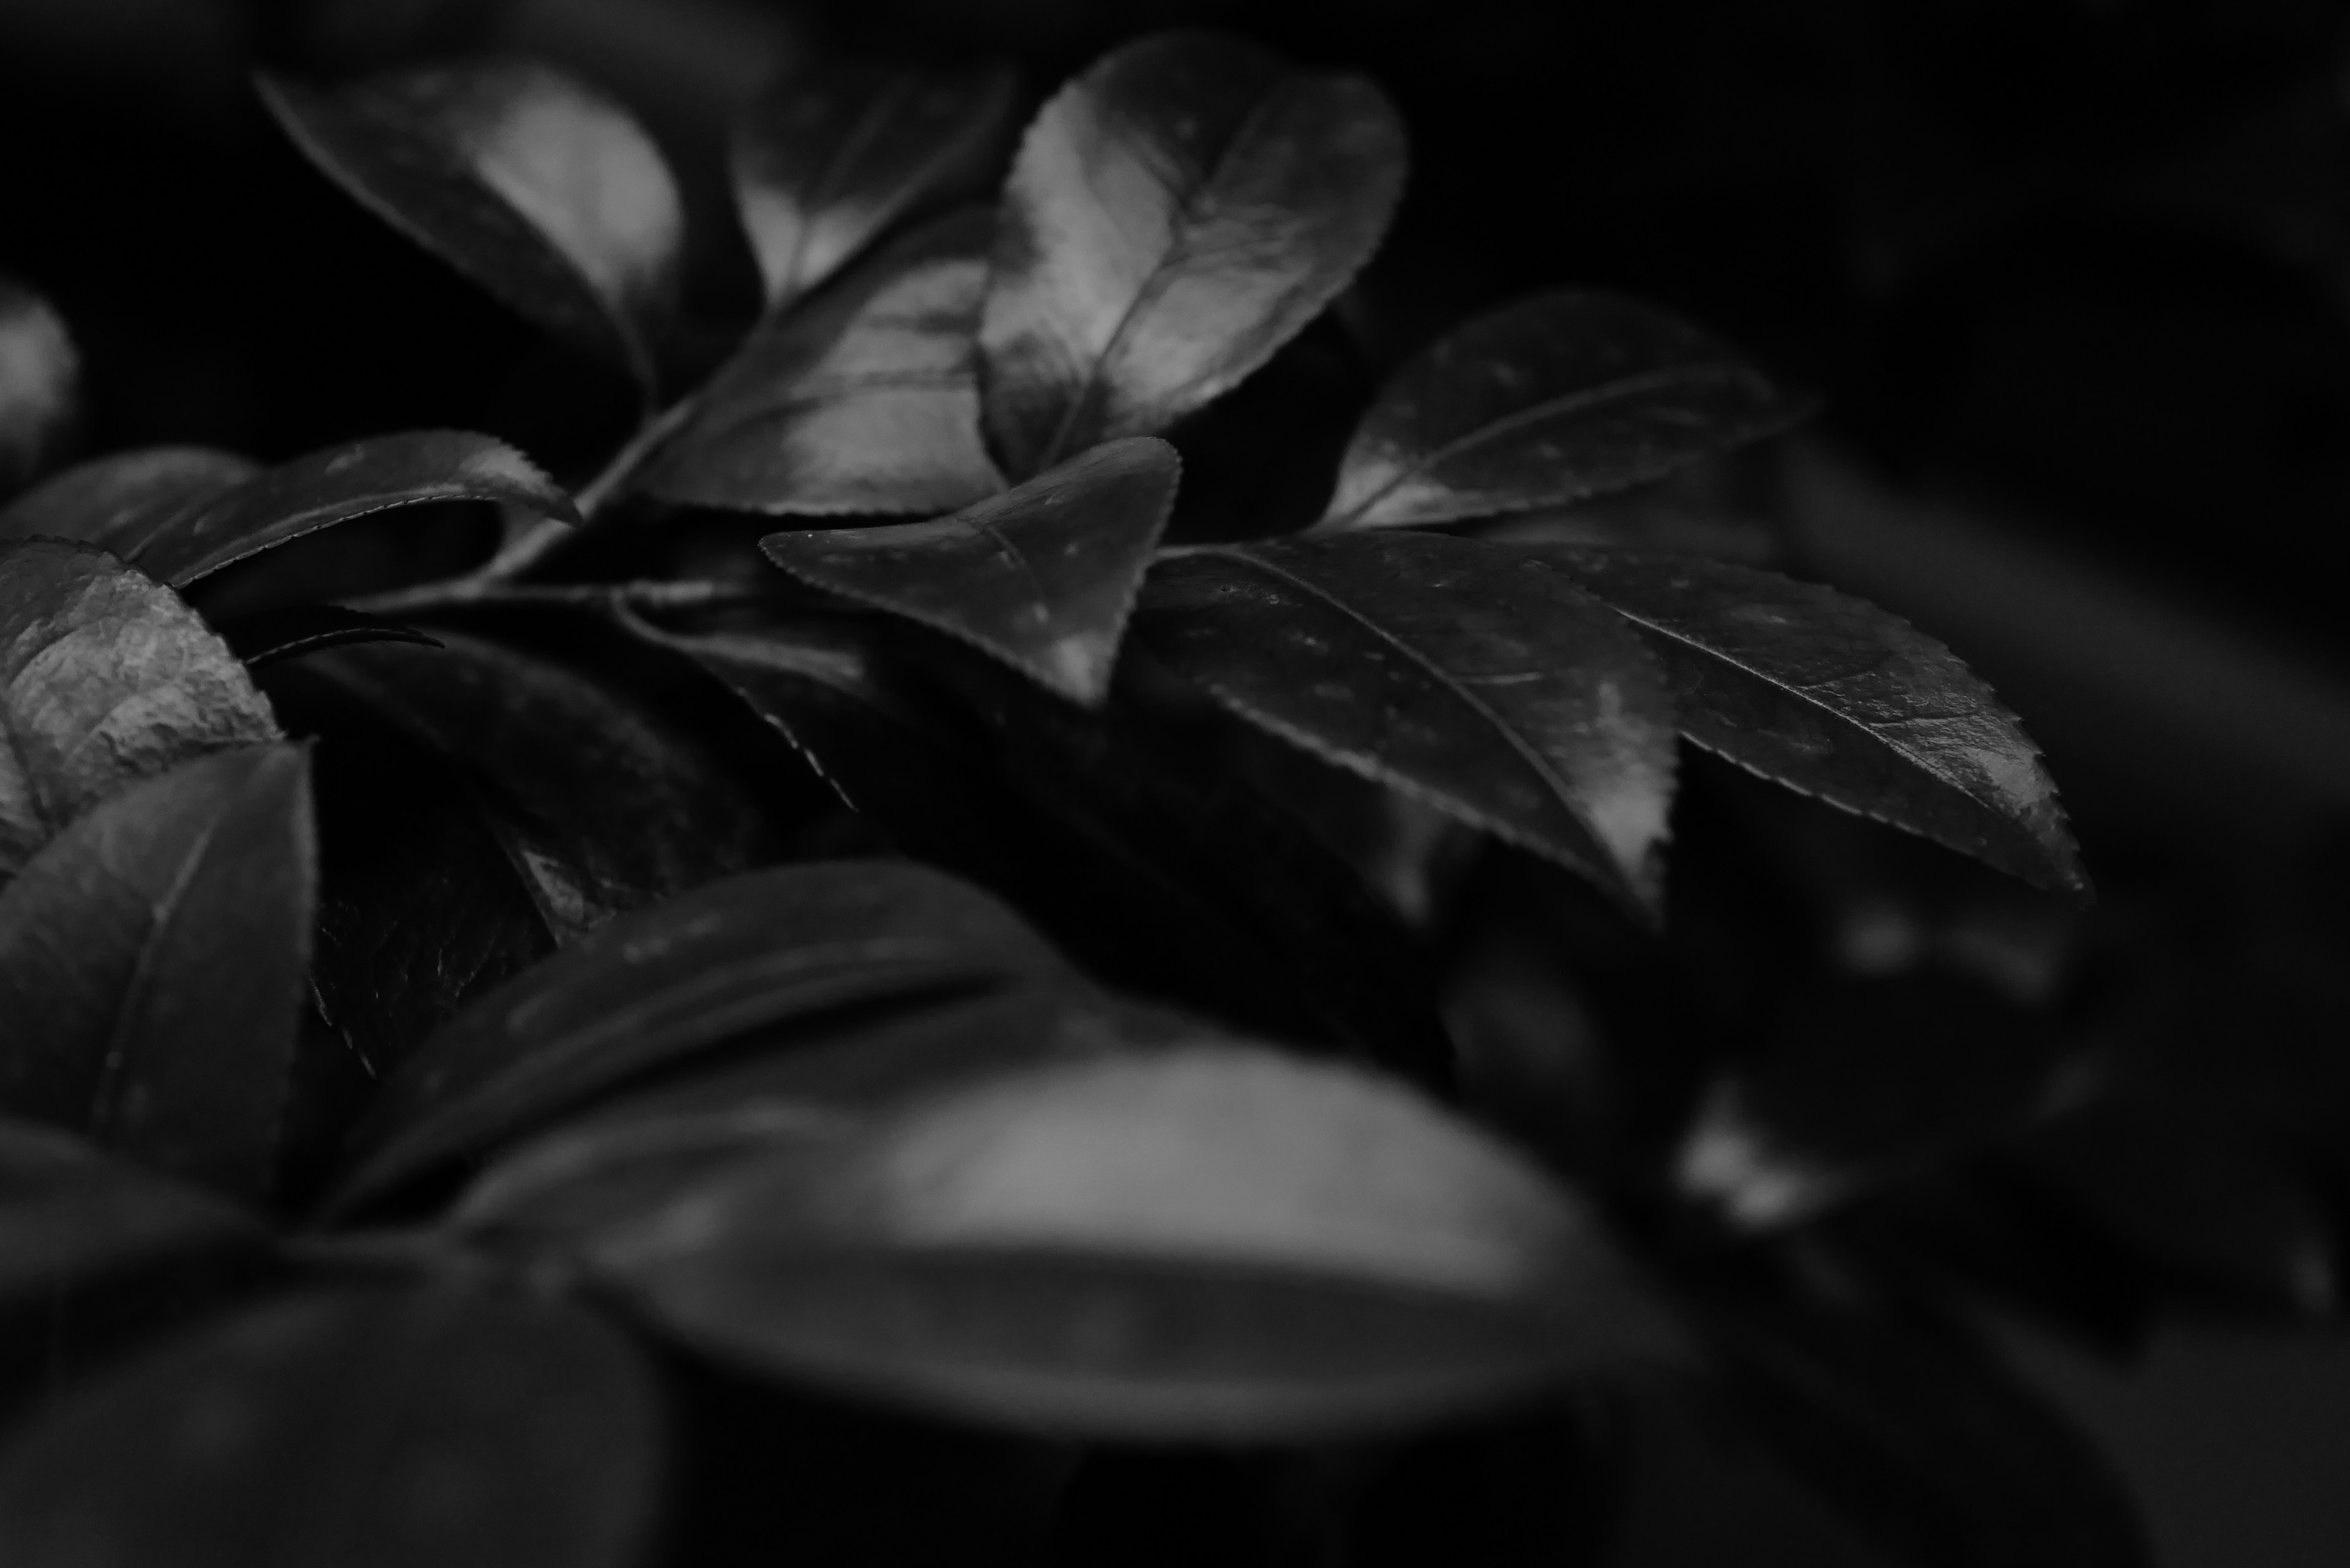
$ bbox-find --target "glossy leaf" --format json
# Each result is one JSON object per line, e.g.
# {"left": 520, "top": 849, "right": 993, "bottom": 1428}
{"left": 1321, "top": 289, "right": 1808, "bottom": 530}
{"left": 635, "top": 209, "right": 1002, "bottom": 517}
{"left": 979, "top": 31, "right": 1406, "bottom": 479}
{"left": 330, "top": 859, "right": 1072, "bottom": 1214}
{"left": 735, "top": 56, "right": 1017, "bottom": 309}
{"left": 1534, "top": 549, "right": 2086, "bottom": 893}
{"left": 133, "top": 430, "right": 575, "bottom": 589}
{"left": 0, "top": 745, "right": 313, "bottom": 1198}
{"left": 221, "top": 603, "right": 442, "bottom": 667}
{"left": 763, "top": 436, "right": 1177, "bottom": 704}
{"left": 1133, "top": 533, "right": 1678, "bottom": 915}
{"left": 0, "top": 1286, "right": 662, "bottom": 1568}
{"left": 597, "top": 1043, "right": 1680, "bottom": 1439}
{"left": 0, "top": 540, "right": 280, "bottom": 879}
{"left": 0, "top": 446, "right": 258, "bottom": 556}
{"left": 0, "top": 278, "right": 77, "bottom": 497}
{"left": 0, "top": 1116, "right": 263, "bottom": 1309}
{"left": 259, "top": 61, "right": 682, "bottom": 389}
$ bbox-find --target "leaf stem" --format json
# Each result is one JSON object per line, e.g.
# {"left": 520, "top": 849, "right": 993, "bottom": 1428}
{"left": 473, "top": 394, "right": 702, "bottom": 584}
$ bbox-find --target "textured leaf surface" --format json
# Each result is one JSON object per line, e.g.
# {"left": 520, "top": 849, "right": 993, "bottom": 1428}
{"left": 1536, "top": 550, "right": 2085, "bottom": 892}
{"left": 0, "top": 447, "right": 259, "bottom": 556}
{"left": 763, "top": 436, "right": 1177, "bottom": 704}
{"left": 332, "top": 860, "right": 1071, "bottom": 1214}
{"left": 1322, "top": 290, "right": 1807, "bottom": 530}
{"left": 979, "top": 31, "right": 1405, "bottom": 479}
{"left": 1134, "top": 534, "right": 1677, "bottom": 914}
{"left": 0, "top": 540, "right": 280, "bottom": 879}
{"left": 0, "top": 278, "right": 77, "bottom": 496}
{"left": 0, "top": 1116, "right": 264, "bottom": 1307}
{"left": 598, "top": 1044, "right": 1678, "bottom": 1438}
{"left": 735, "top": 58, "right": 1016, "bottom": 309}
{"left": 636, "top": 209, "right": 1002, "bottom": 516}
{"left": 0, "top": 1286, "right": 662, "bottom": 1568}
{"left": 0, "top": 745, "right": 313, "bottom": 1197}
{"left": 259, "top": 62, "right": 681, "bottom": 388}
{"left": 222, "top": 603, "right": 442, "bottom": 667}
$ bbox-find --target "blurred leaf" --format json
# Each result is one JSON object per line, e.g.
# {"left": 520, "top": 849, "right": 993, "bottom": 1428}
{"left": 0, "top": 746, "right": 313, "bottom": 1198}
{"left": 0, "top": 1116, "right": 264, "bottom": 1309}
{"left": 979, "top": 31, "right": 1406, "bottom": 479}
{"left": 221, "top": 604, "right": 442, "bottom": 667}
{"left": 259, "top": 60, "right": 682, "bottom": 390}
{"left": 0, "top": 541, "right": 280, "bottom": 879}
{"left": 636, "top": 209, "right": 1003, "bottom": 517}
{"left": 735, "top": 56, "right": 1018, "bottom": 310}
{"left": 762, "top": 436, "right": 1177, "bottom": 704}
{"left": 1321, "top": 290, "right": 1807, "bottom": 531}
{"left": 330, "top": 859, "right": 1072, "bottom": 1215}
{"left": 0, "top": 1286, "right": 662, "bottom": 1568}
{"left": 0, "top": 447, "right": 259, "bottom": 556}
{"left": 595, "top": 1043, "right": 1681, "bottom": 1439}
{"left": 1534, "top": 550, "right": 2087, "bottom": 894}
{"left": 1133, "top": 534, "right": 1678, "bottom": 917}
{"left": 0, "top": 279, "right": 77, "bottom": 498}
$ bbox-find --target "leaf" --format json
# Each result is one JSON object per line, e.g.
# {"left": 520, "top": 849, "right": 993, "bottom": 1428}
{"left": 979, "top": 31, "right": 1406, "bottom": 479}
{"left": 762, "top": 436, "right": 1177, "bottom": 704}
{"left": 0, "top": 1116, "right": 264, "bottom": 1309}
{"left": 329, "top": 860, "right": 1073, "bottom": 1215}
{"left": 0, "top": 540, "right": 281, "bottom": 879}
{"left": 1531, "top": 549, "right": 2086, "bottom": 894}
{"left": 259, "top": 61, "right": 682, "bottom": 390}
{"left": 0, "top": 278, "right": 77, "bottom": 497}
{"left": 1319, "top": 289, "right": 1809, "bottom": 531}
{"left": 0, "top": 1286, "right": 663, "bottom": 1568}
{"left": 0, "top": 745, "right": 313, "bottom": 1198}
{"left": 132, "top": 430, "right": 576, "bottom": 589}
{"left": 221, "top": 603, "right": 442, "bottom": 667}
{"left": 0, "top": 446, "right": 259, "bottom": 556}
{"left": 735, "top": 56, "right": 1018, "bottom": 310}
{"left": 1132, "top": 533, "right": 1679, "bottom": 916}
{"left": 634, "top": 208, "right": 1004, "bottom": 517}
{"left": 595, "top": 1043, "right": 1681, "bottom": 1439}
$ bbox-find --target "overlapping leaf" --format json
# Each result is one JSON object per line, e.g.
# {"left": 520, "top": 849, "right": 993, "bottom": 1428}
{"left": 220, "top": 604, "right": 441, "bottom": 668}
{"left": 259, "top": 61, "right": 682, "bottom": 390}
{"left": 1532, "top": 549, "right": 2086, "bottom": 893}
{"left": 761, "top": 436, "right": 1177, "bottom": 704}
{"left": 0, "top": 1116, "right": 264, "bottom": 1309}
{"left": 0, "top": 446, "right": 258, "bottom": 556}
{"left": 734, "top": 57, "right": 1017, "bottom": 310}
{"left": 0, "top": 1287, "right": 662, "bottom": 1568}
{"left": 635, "top": 209, "right": 1003, "bottom": 516}
{"left": 1133, "top": 533, "right": 1679, "bottom": 915}
{"left": 0, "top": 278, "right": 77, "bottom": 498}
{"left": 0, "top": 540, "right": 280, "bottom": 878}
{"left": 1320, "top": 290, "right": 1808, "bottom": 530}
{"left": 979, "top": 31, "right": 1406, "bottom": 479}
{"left": 0, "top": 745, "right": 313, "bottom": 1198}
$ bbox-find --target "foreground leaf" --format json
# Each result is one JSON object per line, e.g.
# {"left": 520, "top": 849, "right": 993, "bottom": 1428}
{"left": 259, "top": 61, "right": 682, "bottom": 389}
{"left": 597, "top": 1043, "right": 1679, "bottom": 1438}
{"left": 0, "top": 1116, "right": 264, "bottom": 1309}
{"left": 1321, "top": 290, "right": 1807, "bottom": 530}
{"left": 0, "top": 278, "right": 77, "bottom": 496}
{"left": 0, "top": 446, "right": 259, "bottom": 556}
{"left": 763, "top": 436, "right": 1177, "bottom": 704}
{"left": 0, "top": 540, "right": 280, "bottom": 878}
{"left": 1534, "top": 550, "right": 2086, "bottom": 893}
{"left": 735, "top": 57, "right": 1016, "bottom": 310}
{"left": 0, "top": 1286, "right": 662, "bottom": 1568}
{"left": 0, "top": 745, "right": 313, "bottom": 1197}
{"left": 1133, "top": 534, "right": 1678, "bottom": 914}
{"left": 220, "top": 603, "right": 442, "bottom": 667}
{"left": 330, "top": 859, "right": 1071, "bottom": 1214}
{"left": 635, "top": 209, "right": 1003, "bottom": 517}
{"left": 979, "top": 31, "right": 1406, "bottom": 479}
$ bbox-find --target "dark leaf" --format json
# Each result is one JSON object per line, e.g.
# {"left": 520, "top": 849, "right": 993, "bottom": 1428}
{"left": 1320, "top": 290, "right": 1808, "bottom": 530}
{"left": 330, "top": 859, "right": 1072, "bottom": 1214}
{"left": 1133, "top": 533, "right": 1678, "bottom": 916}
{"left": 1532, "top": 549, "right": 2086, "bottom": 894}
{"left": 0, "top": 1117, "right": 264, "bottom": 1309}
{"left": 0, "top": 1286, "right": 662, "bottom": 1568}
{"left": 0, "top": 447, "right": 259, "bottom": 557}
{"left": 635, "top": 209, "right": 1003, "bottom": 517}
{"left": 0, "top": 745, "right": 313, "bottom": 1198}
{"left": 763, "top": 436, "right": 1177, "bottom": 704}
{"left": 133, "top": 430, "right": 575, "bottom": 589}
{"left": 0, "top": 278, "right": 77, "bottom": 497}
{"left": 0, "top": 540, "right": 280, "bottom": 879}
{"left": 735, "top": 57, "right": 1017, "bottom": 310}
{"left": 222, "top": 603, "right": 443, "bottom": 667}
{"left": 595, "top": 1043, "right": 1681, "bottom": 1439}
{"left": 979, "top": 31, "right": 1406, "bottom": 479}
